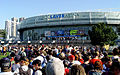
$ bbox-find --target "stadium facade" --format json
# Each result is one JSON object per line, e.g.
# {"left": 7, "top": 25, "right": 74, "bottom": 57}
{"left": 18, "top": 12, "right": 120, "bottom": 42}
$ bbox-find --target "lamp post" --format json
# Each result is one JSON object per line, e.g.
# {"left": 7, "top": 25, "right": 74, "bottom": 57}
{"left": 1, "top": 41, "right": 4, "bottom": 45}
{"left": 39, "top": 40, "right": 42, "bottom": 45}
{"left": 17, "top": 41, "right": 21, "bottom": 45}
{"left": 9, "top": 41, "right": 12, "bottom": 45}
{"left": 28, "top": 41, "right": 31, "bottom": 45}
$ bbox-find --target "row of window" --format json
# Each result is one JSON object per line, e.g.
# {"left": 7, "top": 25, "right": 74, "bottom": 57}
{"left": 22, "top": 26, "right": 91, "bottom": 41}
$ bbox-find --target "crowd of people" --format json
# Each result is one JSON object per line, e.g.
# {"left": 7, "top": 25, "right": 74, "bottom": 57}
{"left": 0, "top": 44, "right": 120, "bottom": 75}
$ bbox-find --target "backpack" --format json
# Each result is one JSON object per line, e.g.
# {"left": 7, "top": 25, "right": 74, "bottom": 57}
{"left": 14, "top": 67, "right": 31, "bottom": 75}
{"left": 19, "top": 51, "right": 26, "bottom": 57}
{"left": 41, "top": 55, "right": 47, "bottom": 67}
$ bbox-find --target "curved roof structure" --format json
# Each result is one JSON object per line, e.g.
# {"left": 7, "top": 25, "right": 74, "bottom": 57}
{"left": 18, "top": 12, "right": 120, "bottom": 30}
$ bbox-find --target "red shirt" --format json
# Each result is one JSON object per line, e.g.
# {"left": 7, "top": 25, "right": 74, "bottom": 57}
{"left": 64, "top": 68, "right": 69, "bottom": 75}
{"left": 90, "top": 59, "right": 102, "bottom": 65}
{"left": 79, "top": 59, "right": 84, "bottom": 64}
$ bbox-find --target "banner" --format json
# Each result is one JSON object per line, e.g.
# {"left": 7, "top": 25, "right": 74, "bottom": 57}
{"left": 45, "top": 31, "right": 51, "bottom": 36}
{"left": 70, "top": 30, "right": 84, "bottom": 36}
{"left": 57, "top": 30, "right": 64, "bottom": 36}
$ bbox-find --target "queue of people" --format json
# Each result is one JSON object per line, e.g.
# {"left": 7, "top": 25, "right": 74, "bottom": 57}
{"left": 0, "top": 44, "right": 120, "bottom": 75}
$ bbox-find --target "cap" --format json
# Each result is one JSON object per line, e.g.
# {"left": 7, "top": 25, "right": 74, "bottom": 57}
{"left": 68, "top": 55, "right": 75, "bottom": 60}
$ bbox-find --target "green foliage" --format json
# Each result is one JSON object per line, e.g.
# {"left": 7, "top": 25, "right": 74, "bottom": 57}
{"left": 88, "top": 23, "right": 118, "bottom": 46}
{"left": 0, "top": 52, "right": 10, "bottom": 59}
{"left": 0, "top": 29, "right": 6, "bottom": 39}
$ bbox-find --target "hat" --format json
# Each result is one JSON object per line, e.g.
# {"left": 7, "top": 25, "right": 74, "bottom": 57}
{"left": 46, "top": 58, "right": 64, "bottom": 75}
{"left": 1, "top": 57, "right": 11, "bottom": 68}
{"left": 68, "top": 55, "right": 75, "bottom": 60}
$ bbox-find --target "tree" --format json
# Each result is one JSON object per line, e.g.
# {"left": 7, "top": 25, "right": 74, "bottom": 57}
{"left": 0, "top": 29, "right": 6, "bottom": 39}
{"left": 88, "top": 23, "right": 118, "bottom": 46}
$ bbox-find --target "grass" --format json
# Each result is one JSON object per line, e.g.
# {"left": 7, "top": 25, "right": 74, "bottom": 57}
{"left": 0, "top": 52, "right": 10, "bottom": 59}
{"left": 108, "top": 55, "right": 113, "bottom": 57}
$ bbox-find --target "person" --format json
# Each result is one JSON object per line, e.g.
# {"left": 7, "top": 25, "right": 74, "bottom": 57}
{"left": 32, "top": 59, "right": 42, "bottom": 75}
{"left": 46, "top": 57, "right": 64, "bottom": 75}
{"left": 12, "top": 55, "right": 21, "bottom": 72}
{"left": 0, "top": 57, "right": 13, "bottom": 75}
{"left": 33, "top": 52, "right": 47, "bottom": 68}
{"left": 3, "top": 46, "right": 6, "bottom": 55}
{"left": 68, "top": 55, "right": 81, "bottom": 68}
{"left": 63, "top": 60, "right": 69, "bottom": 75}
{"left": 18, "top": 47, "right": 26, "bottom": 57}
{"left": 102, "top": 60, "right": 120, "bottom": 75}
{"left": 112, "top": 48, "right": 119, "bottom": 61}
{"left": 14, "top": 56, "right": 33, "bottom": 75}
{"left": 90, "top": 51, "right": 102, "bottom": 65}
{"left": 58, "top": 53, "right": 65, "bottom": 60}
{"left": 69, "top": 64, "right": 86, "bottom": 75}
{"left": 77, "top": 51, "right": 84, "bottom": 64}
{"left": 89, "top": 61, "right": 103, "bottom": 75}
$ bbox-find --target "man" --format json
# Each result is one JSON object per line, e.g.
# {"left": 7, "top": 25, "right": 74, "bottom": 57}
{"left": 68, "top": 55, "right": 81, "bottom": 68}
{"left": 0, "top": 57, "right": 13, "bottom": 75}
{"left": 90, "top": 51, "right": 102, "bottom": 65}
{"left": 32, "top": 59, "right": 42, "bottom": 75}
{"left": 46, "top": 57, "right": 64, "bottom": 75}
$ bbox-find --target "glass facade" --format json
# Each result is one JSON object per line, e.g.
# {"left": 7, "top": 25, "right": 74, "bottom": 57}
{"left": 23, "top": 26, "right": 91, "bottom": 41}
{"left": 18, "top": 12, "right": 120, "bottom": 41}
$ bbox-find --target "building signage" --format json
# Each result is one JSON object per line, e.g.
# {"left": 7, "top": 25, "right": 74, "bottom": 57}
{"left": 49, "top": 14, "right": 64, "bottom": 19}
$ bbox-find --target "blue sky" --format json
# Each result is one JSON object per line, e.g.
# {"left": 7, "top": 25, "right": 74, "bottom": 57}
{"left": 0, "top": 0, "right": 120, "bottom": 29}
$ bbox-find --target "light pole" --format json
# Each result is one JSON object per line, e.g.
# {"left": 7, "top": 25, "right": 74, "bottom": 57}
{"left": 28, "top": 41, "right": 31, "bottom": 45}
{"left": 1, "top": 41, "right": 4, "bottom": 45}
{"left": 9, "top": 41, "right": 12, "bottom": 45}
{"left": 39, "top": 40, "right": 42, "bottom": 45}
{"left": 17, "top": 41, "right": 21, "bottom": 45}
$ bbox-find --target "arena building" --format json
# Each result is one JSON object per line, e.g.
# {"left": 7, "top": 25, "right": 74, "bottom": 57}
{"left": 18, "top": 12, "right": 120, "bottom": 43}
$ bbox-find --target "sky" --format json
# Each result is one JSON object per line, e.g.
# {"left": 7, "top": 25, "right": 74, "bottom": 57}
{"left": 0, "top": 0, "right": 120, "bottom": 29}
